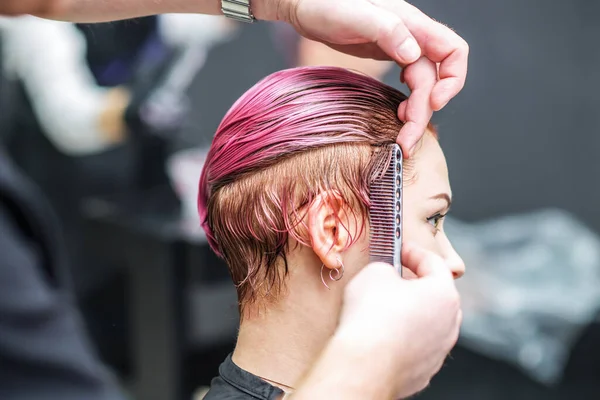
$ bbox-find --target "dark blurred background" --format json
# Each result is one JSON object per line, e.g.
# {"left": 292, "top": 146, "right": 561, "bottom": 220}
{"left": 0, "top": 1, "right": 599, "bottom": 399}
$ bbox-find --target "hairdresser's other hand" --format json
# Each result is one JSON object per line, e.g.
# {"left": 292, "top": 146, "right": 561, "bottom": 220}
{"left": 273, "top": 0, "right": 468, "bottom": 156}
{"left": 335, "top": 242, "right": 462, "bottom": 398}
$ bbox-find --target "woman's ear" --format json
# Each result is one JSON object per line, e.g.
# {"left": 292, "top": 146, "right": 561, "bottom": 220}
{"left": 307, "top": 190, "right": 350, "bottom": 271}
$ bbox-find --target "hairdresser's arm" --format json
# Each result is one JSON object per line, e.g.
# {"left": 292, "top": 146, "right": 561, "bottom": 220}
{"left": 289, "top": 334, "right": 398, "bottom": 399}
{"left": 291, "top": 244, "right": 462, "bottom": 400}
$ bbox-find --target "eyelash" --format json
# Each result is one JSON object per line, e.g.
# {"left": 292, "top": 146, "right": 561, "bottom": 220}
{"left": 426, "top": 212, "right": 447, "bottom": 233}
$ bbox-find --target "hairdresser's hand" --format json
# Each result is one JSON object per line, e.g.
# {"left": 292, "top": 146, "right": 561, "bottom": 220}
{"left": 273, "top": 0, "right": 468, "bottom": 156}
{"left": 335, "top": 243, "right": 462, "bottom": 398}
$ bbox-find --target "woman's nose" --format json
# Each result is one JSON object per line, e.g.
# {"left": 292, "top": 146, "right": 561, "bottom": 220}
{"left": 441, "top": 235, "right": 466, "bottom": 279}
{"left": 448, "top": 254, "right": 466, "bottom": 279}
{"left": 440, "top": 235, "right": 465, "bottom": 279}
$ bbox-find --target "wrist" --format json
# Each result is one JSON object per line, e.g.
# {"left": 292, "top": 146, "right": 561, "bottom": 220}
{"left": 293, "top": 331, "right": 398, "bottom": 400}
{"left": 330, "top": 327, "right": 403, "bottom": 397}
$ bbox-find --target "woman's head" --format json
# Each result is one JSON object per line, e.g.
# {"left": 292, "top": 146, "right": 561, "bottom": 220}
{"left": 198, "top": 66, "right": 464, "bottom": 313}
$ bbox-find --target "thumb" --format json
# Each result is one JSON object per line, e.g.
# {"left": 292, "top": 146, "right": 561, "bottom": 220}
{"left": 366, "top": 10, "right": 421, "bottom": 66}
{"left": 401, "top": 242, "right": 453, "bottom": 280}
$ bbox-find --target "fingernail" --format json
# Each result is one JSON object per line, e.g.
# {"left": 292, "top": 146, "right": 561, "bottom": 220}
{"left": 396, "top": 37, "right": 420, "bottom": 63}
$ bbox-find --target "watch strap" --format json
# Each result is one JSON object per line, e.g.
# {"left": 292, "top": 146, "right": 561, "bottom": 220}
{"left": 221, "top": 0, "right": 255, "bottom": 23}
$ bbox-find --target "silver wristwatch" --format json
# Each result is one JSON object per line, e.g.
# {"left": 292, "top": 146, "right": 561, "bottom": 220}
{"left": 221, "top": 0, "right": 255, "bottom": 23}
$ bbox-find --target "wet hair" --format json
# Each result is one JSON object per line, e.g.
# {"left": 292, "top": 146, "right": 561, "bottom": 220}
{"left": 198, "top": 66, "right": 436, "bottom": 309}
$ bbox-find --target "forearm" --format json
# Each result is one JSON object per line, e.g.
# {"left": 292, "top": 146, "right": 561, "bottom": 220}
{"left": 291, "top": 332, "right": 398, "bottom": 400}
{"left": 44, "top": 0, "right": 283, "bottom": 23}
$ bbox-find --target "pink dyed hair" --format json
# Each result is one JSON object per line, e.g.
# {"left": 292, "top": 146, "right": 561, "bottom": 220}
{"left": 198, "top": 66, "right": 434, "bottom": 307}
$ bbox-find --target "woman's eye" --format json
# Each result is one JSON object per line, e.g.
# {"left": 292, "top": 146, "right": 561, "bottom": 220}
{"left": 426, "top": 213, "right": 446, "bottom": 231}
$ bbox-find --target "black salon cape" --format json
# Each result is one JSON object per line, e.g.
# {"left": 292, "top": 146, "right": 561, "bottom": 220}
{"left": 0, "top": 148, "right": 125, "bottom": 399}
{"left": 204, "top": 354, "right": 285, "bottom": 400}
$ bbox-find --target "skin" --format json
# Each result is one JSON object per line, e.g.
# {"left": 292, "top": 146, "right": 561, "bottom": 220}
{"left": 233, "top": 131, "right": 465, "bottom": 396}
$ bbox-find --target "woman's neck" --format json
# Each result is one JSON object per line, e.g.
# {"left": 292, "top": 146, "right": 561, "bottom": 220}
{"left": 232, "top": 274, "right": 343, "bottom": 391}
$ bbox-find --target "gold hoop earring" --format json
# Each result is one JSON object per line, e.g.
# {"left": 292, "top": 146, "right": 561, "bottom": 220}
{"left": 320, "top": 257, "right": 345, "bottom": 290}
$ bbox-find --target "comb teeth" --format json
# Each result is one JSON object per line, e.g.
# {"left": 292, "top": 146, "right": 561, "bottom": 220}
{"left": 369, "top": 144, "right": 402, "bottom": 274}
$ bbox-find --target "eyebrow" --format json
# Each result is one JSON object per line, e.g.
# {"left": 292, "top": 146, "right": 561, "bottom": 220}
{"left": 429, "top": 193, "right": 452, "bottom": 210}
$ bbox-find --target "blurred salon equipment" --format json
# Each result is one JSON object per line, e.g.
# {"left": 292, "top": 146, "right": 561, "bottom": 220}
{"left": 2, "top": 17, "right": 174, "bottom": 377}
{"left": 124, "top": 34, "right": 209, "bottom": 192}
{"left": 82, "top": 185, "right": 238, "bottom": 400}
{"left": 0, "top": 37, "right": 14, "bottom": 142}
{"left": 446, "top": 211, "right": 600, "bottom": 385}
{"left": 1, "top": 14, "right": 238, "bottom": 395}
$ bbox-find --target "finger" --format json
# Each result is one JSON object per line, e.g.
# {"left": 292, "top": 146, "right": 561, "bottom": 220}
{"left": 359, "top": 8, "right": 422, "bottom": 66}
{"left": 397, "top": 100, "right": 407, "bottom": 121}
{"left": 325, "top": 43, "right": 392, "bottom": 61}
{"left": 396, "top": 57, "right": 437, "bottom": 156}
{"left": 401, "top": 242, "right": 453, "bottom": 280}
{"left": 431, "top": 61, "right": 468, "bottom": 111}
{"left": 304, "top": 1, "right": 423, "bottom": 65}
{"left": 397, "top": 71, "right": 408, "bottom": 121}
{"left": 401, "top": 8, "right": 469, "bottom": 110}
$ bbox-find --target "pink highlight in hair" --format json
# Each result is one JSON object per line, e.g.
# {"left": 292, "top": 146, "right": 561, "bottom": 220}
{"left": 198, "top": 66, "right": 407, "bottom": 256}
